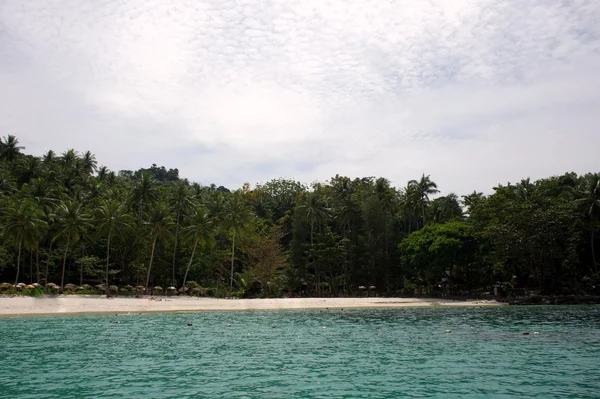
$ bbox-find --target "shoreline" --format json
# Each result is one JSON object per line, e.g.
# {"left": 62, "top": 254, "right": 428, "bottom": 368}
{"left": 0, "top": 296, "right": 505, "bottom": 317}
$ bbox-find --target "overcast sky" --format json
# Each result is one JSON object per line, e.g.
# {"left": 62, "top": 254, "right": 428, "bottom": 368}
{"left": 1, "top": 0, "right": 599, "bottom": 195}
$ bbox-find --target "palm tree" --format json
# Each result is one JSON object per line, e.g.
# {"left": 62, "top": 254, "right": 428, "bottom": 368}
{"left": 168, "top": 181, "right": 194, "bottom": 285}
{"left": 297, "top": 191, "right": 330, "bottom": 245}
{"left": 575, "top": 174, "right": 600, "bottom": 273}
{"left": 131, "top": 173, "right": 159, "bottom": 215}
{"left": 0, "top": 135, "right": 25, "bottom": 164}
{"left": 223, "top": 193, "right": 251, "bottom": 291}
{"left": 1, "top": 201, "right": 47, "bottom": 284}
{"left": 81, "top": 151, "right": 97, "bottom": 175}
{"left": 144, "top": 203, "right": 174, "bottom": 292}
{"left": 408, "top": 174, "right": 439, "bottom": 228}
{"left": 95, "top": 200, "right": 131, "bottom": 294}
{"left": 53, "top": 201, "right": 92, "bottom": 289}
{"left": 182, "top": 207, "right": 213, "bottom": 287}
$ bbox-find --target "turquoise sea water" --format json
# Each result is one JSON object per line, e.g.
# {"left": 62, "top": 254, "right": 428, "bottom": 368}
{"left": 1, "top": 306, "right": 600, "bottom": 398}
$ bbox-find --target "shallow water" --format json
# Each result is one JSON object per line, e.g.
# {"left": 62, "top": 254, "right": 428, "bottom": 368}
{"left": 1, "top": 306, "right": 600, "bottom": 398}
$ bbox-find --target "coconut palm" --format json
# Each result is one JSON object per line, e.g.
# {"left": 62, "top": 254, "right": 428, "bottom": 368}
{"left": 53, "top": 201, "right": 92, "bottom": 289}
{"left": 1, "top": 200, "right": 47, "bottom": 284}
{"left": 182, "top": 207, "right": 214, "bottom": 287}
{"left": 81, "top": 151, "right": 97, "bottom": 175}
{"left": 223, "top": 192, "right": 251, "bottom": 291}
{"left": 130, "top": 173, "right": 159, "bottom": 215}
{"left": 408, "top": 174, "right": 439, "bottom": 227}
{"left": 95, "top": 200, "right": 131, "bottom": 294}
{"left": 0, "top": 135, "right": 25, "bottom": 164}
{"left": 297, "top": 191, "right": 330, "bottom": 245}
{"left": 168, "top": 180, "right": 194, "bottom": 285}
{"left": 144, "top": 203, "right": 174, "bottom": 291}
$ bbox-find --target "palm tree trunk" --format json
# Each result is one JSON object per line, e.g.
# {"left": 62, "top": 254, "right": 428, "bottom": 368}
{"left": 171, "top": 213, "right": 180, "bottom": 286}
{"left": 229, "top": 230, "right": 236, "bottom": 292}
{"left": 45, "top": 242, "right": 53, "bottom": 285}
{"left": 14, "top": 240, "right": 22, "bottom": 285}
{"left": 144, "top": 236, "right": 158, "bottom": 293}
{"left": 592, "top": 228, "right": 597, "bottom": 273}
{"left": 105, "top": 231, "right": 112, "bottom": 295}
{"left": 183, "top": 238, "right": 199, "bottom": 288}
{"left": 36, "top": 246, "right": 40, "bottom": 284}
{"left": 29, "top": 250, "right": 33, "bottom": 284}
{"left": 421, "top": 202, "right": 426, "bottom": 228}
{"left": 60, "top": 236, "right": 70, "bottom": 289}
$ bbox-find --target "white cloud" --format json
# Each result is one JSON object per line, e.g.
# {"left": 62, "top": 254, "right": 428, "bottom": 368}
{"left": 1, "top": 0, "right": 599, "bottom": 194}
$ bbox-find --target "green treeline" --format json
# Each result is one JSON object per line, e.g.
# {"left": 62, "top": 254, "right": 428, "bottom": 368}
{"left": 0, "top": 135, "right": 598, "bottom": 296}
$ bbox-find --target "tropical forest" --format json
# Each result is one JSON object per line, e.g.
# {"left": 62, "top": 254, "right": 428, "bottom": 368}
{"left": 0, "top": 135, "right": 598, "bottom": 299}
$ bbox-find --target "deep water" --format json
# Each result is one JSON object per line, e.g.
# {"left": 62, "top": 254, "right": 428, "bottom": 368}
{"left": 1, "top": 306, "right": 600, "bottom": 398}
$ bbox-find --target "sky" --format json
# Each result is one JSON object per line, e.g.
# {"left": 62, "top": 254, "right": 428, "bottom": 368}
{"left": 1, "top": 0, "right": 599, "bottom": 195}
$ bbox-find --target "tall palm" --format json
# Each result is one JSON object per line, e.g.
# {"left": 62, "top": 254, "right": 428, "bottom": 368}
{"left": 223, "top": 193, "right": 251, "bottom": 291}
{"left": 144, "top": 203, "right": 174, "bottom": 291}
{"left": 1, "top": 201, "right": 47, "bottom": 284}
{"left": 53, "top": 201, "right": 92, "bottom": 289}
{"left": 297, "top": 191, "right": 330, "bottom": 245}
{"left": 575, "top": 174, "right": 600, "bottom": 273}
{"left": 168, "top": 181, "right": 194, "bottom": 285}
{"left": 408, "top": 174, "right": 439, "bottom": 227}
{"left": 0, "top": 135, "right": 25, "bottom": 164}
{"left": 81, "top": 151, "right": 97, "bottom": 175}
{"left": 182, "top": 207, "right": 214, "bottom": 287}
{"left": 131, "top": 173, "right": 159, "bottom": 215}
{"left": 96, "top": 200, "right": 131, "bottom": 294}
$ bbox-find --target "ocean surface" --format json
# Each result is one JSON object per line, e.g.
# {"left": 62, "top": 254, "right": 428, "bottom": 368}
{"left": 1, "top": 306, "right": 600, "bottom": 398}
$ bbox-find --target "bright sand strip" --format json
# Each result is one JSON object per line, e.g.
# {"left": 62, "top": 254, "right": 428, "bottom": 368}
{"left": 0, "top": 296, "right": 505, "bottom": 317}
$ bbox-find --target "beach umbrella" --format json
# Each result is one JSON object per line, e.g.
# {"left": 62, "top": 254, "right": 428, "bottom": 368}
{"left": 26, "top": 284, "right": 35, "bottom": 289}
{"left": 369, "top": 285, "right": 376, "bottom": 290}
{"left": 80, "top": 284, "right": 92, "bottom": 290}
{"left": 124, "top": 285, "right": 133, "bottom": 291}
{"left": 119, "top": 288, "right": 129, "bottom": 293}
{"left": 0, "top": 282, "right": 13, "bottom": 289}
{"left": 109, "top": 285, "right": 119, "bottom": 293}
{"left": 64, "top": 283, "right": 76, "bottom": 290}
{"left": 153, "top": 286, "right": 163, "bottom": 293}
{"left": 95, "top": 284, "right": 105, "bottom": 290}
{"left": 358, "top": 286, "right": 366, "bottom": 290}
{"left": 32, "top": 283, "right": 41, "bottom": 289}
{"left": 46, "top": 283, "right": 58, "bottom": 289}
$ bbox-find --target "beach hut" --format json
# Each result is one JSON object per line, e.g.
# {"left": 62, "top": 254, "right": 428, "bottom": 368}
{"left": 0, "top": 282, "right": 13, "bottom": 292}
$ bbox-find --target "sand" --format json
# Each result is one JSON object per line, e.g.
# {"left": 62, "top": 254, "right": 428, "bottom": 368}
{"left": 0, "top": 296, "right": 505, "bottom": 317}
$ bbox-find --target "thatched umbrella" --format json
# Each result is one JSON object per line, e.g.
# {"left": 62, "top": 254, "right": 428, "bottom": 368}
{"left": 119, "top": 287, "right": 129, "bottom": 293}
{"left": 95, "top": 284, "right": 105, "bottom": 291}
{"left": 32, "top": 283, "right": 41, "bottom": 289}
{"left": 124, "top": 285, "right": 133, "bottom": 291}
{"left": 368, "top": 285, "right": 376, "bottom": 290}
{"left": 26, "top": 284, "right": 35, "bottom": 290}
{"left": 153, "top": 286, "right": 163, "bottom": 294}
{"left": 0, "top": 282, "right": 13, "bottom": 290}
{"left": 64, "top": 283, "right": 77, "bottom": 290}
{"left": 109, "top": 285, "right": 119, "bottom": 293}
{"left": 46, "top": 283, "right": 58, "bottom": 289}
{"left": 166, "top": 286, "right": 177, "bottom": 296}
{"left": 178, "top": 287, "right": 188, "bottom": 294}
{"left": 81, "top": 284, "right": 92, "bottom": 290}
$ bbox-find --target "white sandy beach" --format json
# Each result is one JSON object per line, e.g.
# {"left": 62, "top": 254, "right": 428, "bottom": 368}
{"left": 0, "top": 296, "right": 505, "bottom": 316}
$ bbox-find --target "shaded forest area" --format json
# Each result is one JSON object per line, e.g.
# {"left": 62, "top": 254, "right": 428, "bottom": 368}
{"left": 0, "top": 135, "right": 598, "bottom": 298}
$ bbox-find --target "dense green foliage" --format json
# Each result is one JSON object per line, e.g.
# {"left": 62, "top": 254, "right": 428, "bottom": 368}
{"left": 0, "top": 135, "right": 598, "bottom": 296}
